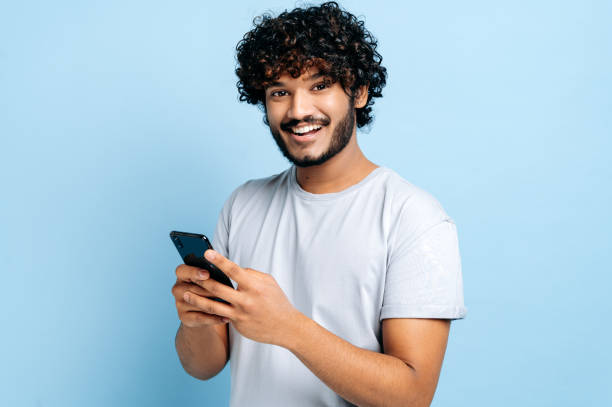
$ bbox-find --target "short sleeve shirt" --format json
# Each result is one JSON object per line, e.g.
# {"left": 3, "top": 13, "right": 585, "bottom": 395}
{"left": 212, "top": 165, "right": 467, "bottom": 407}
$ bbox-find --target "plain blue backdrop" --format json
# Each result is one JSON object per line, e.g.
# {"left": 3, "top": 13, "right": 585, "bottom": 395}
{"left": 1, "top": 0, "right": 610, "bottom": 405}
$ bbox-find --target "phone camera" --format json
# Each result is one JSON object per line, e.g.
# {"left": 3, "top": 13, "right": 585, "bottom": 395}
{"left": 175, "top": 238, "right": 184, "bottom": 249}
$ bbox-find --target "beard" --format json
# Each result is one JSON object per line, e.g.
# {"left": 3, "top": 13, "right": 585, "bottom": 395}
{"left": 268, "top": 101, "right": 356, "bottom": 168}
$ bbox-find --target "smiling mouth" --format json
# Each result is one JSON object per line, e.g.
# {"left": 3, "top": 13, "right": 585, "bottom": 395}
{"left": 287, "top": 124, "right": 324, "bottom": 137}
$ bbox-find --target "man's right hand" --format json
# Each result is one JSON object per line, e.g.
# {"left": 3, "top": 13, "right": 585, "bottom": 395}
{"left": 172, "top": 264, "right": 229, "bottom": 327}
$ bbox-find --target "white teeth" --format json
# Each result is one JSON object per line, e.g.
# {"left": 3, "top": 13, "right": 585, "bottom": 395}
{"left": 292, "top": 125, "right": 322, "bottom": 134}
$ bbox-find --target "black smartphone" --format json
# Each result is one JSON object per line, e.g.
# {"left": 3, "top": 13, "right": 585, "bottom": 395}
{"left": 170, "top": 231, "right": 234, "bottom": 303}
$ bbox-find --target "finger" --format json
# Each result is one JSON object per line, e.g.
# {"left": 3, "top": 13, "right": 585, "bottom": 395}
{"left": 177, "top": 294, "right": 228, "bottom": 320}
{"left": 175, "top": 264, "right": 210, "bottom": 284}
{"left": 182, "top": 311, "right": 228, "bottom": 327}
{"left": 183, "top": 291, "right": 235, "bottom": 320}
{"left": 204, "top": 250, "right": 245, "bottom": 286}
{"left": 172, "top": 282, "right": 215, "bottom": 300}
{"left": 178, "top": 294, "right": 217, "bottom": 313}
{"left": 199, "top": 278, "right": 242, "bottom": 305}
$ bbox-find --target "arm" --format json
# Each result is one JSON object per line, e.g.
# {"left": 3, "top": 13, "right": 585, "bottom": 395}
{"left": 188, "top": 251, "right": 452, "bottom": 404}
{"left": 175, "top": 322, "right": 229, "bottom": 380}
{"left": 283, "top": 315, "right": 450, "bottom": 407}
{"left": 172, "top": 264, "right": 231, "bottom": 381}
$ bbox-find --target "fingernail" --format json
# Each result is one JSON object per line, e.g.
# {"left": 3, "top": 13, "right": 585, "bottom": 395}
{"left": 205, "top": 250, "right": 216, "bottom": 260}
{"left": 198, "top": 271, "right": 208, "bottom": 279}
{"left": 183, "top": 293, "right": 190, "bottom": 302}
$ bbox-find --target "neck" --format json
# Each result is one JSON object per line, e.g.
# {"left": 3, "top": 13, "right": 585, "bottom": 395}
{"left": 295, "top": 133, "right": 378, "bottom": 194}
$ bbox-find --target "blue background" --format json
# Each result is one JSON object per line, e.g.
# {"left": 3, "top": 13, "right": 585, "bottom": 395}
{"left": 1, "top": 0, "right": 610, "bottom": 405}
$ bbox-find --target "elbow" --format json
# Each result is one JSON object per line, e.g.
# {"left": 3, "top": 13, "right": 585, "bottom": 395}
{"left": 180, "top": 360, "right": 227, "bottom": 381}
{"left": 395, "top": 364, "right": 436, "bottom": 407}
{"left": 185, "top": 369, "right": 214, "bottom": 382}
{"left": 390, "top": 393, "right": 432, "bottom": 407}
{"left": 175, "top": 347, "right": 228, "bottom": 381}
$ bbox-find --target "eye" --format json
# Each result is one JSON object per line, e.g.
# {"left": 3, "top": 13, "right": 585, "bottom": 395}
{"left": 270, "top": 90, "right": 287, "bottom": 97}
{"left": 313, "top": 82, "right": 328, "bottom": 91}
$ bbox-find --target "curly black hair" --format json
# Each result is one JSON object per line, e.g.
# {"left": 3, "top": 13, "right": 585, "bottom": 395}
{"left": 235, "top": 1, "right": 387, "bottom": 128}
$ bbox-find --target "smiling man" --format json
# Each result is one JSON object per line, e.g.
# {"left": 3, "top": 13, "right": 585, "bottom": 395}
{"left": 173, "top": 2, "right": 466, "bottom": 406}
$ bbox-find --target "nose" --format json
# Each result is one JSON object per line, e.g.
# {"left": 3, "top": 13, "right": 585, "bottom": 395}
{"left": 286, "top": 89, "right": 316, "bottom": 121}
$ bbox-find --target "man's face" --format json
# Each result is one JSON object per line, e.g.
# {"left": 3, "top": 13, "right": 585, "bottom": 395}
{"left": 264, "top": 68, "right": 356, "bottom": 167}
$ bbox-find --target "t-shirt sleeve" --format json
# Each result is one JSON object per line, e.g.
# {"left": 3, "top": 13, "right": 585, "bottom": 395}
{"left": 211, "top": 187, "right": 241, "bottom": 259}
{"left": 380, "top": 191, "right": 467, "bottom": 321}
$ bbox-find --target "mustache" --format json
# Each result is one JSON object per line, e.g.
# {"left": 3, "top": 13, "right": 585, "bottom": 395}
{"left": 280, "top": 116, "right": 330, "bottom": 131}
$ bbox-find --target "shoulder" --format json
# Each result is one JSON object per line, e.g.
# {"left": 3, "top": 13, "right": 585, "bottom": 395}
{"left": 223, "top": 167, "right": 291, "bottom": 211}
{"left": 375, "top": 168, "right": 452, "bottom": 225}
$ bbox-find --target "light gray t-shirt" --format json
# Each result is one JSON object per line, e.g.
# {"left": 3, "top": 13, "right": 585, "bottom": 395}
{"left": 211, "top": 165, "right": 466, "bottom": 407}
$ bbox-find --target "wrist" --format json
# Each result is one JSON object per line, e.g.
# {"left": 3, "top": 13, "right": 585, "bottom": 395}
{"left": 278, "top": 309, "right": 310, "bottom": 350}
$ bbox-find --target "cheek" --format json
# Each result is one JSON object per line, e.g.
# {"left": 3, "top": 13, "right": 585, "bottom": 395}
{"left": 320, "top": 96, "right": 350, "bottom": 121}
{"left": 269, "top": 117, "right": 282, "bottom": 131}
{"left": 265, "top": 106, "right": 282, "bottom": 127}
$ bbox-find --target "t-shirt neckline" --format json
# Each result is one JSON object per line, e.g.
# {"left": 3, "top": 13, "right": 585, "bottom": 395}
{"left": 288, "top": 165, "right": 388, "bottom": 201}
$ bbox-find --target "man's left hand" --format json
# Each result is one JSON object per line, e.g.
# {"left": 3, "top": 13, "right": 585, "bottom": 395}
{"left": 183, "top": 249, "right": 301, "bottom": 347}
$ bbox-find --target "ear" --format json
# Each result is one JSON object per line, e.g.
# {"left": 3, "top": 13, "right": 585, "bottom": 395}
{"left": 353, "top": 84, "right": 369, "bottom": 109}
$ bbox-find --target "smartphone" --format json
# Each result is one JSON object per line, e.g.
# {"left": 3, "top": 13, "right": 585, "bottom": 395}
{"left": 170, "top": 231, "right": 234, "bottom": 304}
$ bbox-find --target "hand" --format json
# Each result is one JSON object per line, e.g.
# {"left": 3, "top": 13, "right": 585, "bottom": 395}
{"left": 172, "top": 264, "right": 230, "bottom": 328}
{"left": 181, "top": 250, "right": 302, "bottom": 347}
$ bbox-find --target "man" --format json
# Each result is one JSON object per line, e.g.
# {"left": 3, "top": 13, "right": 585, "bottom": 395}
{"left": 172, "top": 2, "right": 466, "bottom": 406}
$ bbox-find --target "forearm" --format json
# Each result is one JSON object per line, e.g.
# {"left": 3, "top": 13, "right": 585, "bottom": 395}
{"left": 175, "top": 323, "right": 228, "bottom": 380}
{"left": 282, "top": 313, "right": 424, "bottom": 407}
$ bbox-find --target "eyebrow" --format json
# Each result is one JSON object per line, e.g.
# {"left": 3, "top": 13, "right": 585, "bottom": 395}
{"left": 268, "top": 72, "right": 325, "bottom": 88}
